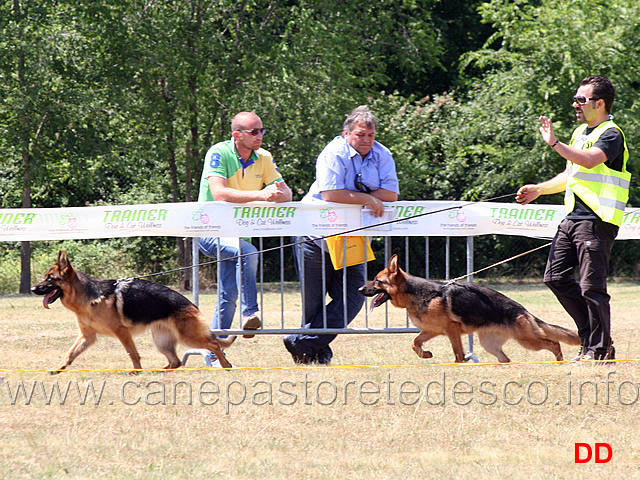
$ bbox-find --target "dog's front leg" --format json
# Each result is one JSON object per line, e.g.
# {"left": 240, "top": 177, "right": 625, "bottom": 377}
{"left": 113, "top": 328, "right": 143, "bottom": 373}
{"left": 444, "top": 324, "right": 466, "bottom": 363}
{"left": 51, "top": 331, "right": 97, "bottom": 375}
{"left": 412, "top": 331, "right": 435, "bottom": 359}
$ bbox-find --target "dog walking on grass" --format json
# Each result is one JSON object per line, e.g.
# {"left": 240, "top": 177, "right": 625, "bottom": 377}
{"left": 32, "top": 251, "right": 236, "bottom": 373}
{"left": 359, "top": 254, "right": 580, "bottom": 363}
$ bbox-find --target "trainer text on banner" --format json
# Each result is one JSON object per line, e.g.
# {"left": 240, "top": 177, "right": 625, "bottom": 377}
{"left": 1, "top": 201, "right": 639, "bottom": 241}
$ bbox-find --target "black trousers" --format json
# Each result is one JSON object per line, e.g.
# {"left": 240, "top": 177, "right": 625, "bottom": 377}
{"left": 543, "top": 218, "right": 618, "bottom": 357}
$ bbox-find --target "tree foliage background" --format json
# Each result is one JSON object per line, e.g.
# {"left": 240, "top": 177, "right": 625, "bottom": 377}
{"left": 1, "top": 0, "right": 639, "bottom": 292}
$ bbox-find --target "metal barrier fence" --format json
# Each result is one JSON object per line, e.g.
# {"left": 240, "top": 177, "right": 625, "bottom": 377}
{"left": 188, "top": 235, "right": 480, "bottom": 361}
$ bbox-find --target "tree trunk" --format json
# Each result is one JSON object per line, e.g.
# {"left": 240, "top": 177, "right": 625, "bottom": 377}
{"left": 19, "top": 151, "right": 32, "bottom": 294}
{"left": 20, "top": 241, "right": 31, "bottom": 293}
{"left": 17, "top": 11, "right": 32, "bottom": 293}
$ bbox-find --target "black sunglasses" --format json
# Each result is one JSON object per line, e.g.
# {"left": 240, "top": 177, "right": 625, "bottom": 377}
{"left": 354, "top": 173, "right": 372, "bottom": 193}
{"left": 573, "top": 96, "right": 600, "bottom": 105}
{"left": 240, "top": 128, "right": 266, "bottom": 136}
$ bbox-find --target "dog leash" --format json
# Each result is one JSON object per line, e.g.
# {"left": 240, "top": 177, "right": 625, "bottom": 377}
{"left": 130, "top": 192, "right": 519, "bottom": 281}
{"left": 445, "top": 241, "right": 552, "bottom": 285}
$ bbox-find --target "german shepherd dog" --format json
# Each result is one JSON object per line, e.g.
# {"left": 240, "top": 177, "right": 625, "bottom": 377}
{"left": 32, "top": 251, "right": 235, "bottom": 373}
{"left": 359, "top": 255, "right": 580, "bottom": 363}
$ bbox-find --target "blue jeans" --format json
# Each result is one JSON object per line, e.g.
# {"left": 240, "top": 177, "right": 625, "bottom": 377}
{"left": 199, "top": 237, "right": 259, "bottom": 333}
{"left": 288, "top": 236, "right": 365, "bottom": 359}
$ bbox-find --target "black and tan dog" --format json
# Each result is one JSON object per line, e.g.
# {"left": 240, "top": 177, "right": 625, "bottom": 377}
{"left": 32, "top": 251, "right": 235, "bottom": 373}
{"left": 359, "top": 254, "right": 580, "bottom": 363}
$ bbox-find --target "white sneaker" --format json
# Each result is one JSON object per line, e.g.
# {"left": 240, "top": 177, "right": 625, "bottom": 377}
{"left": 577, "top": 353, "right": 595, "bottom": 362}
{"left": 569, "top": 346, "right": 584, "bottom": 362}
{"left": 570, "top": 351, "right": 597, "bottom": 365}
{"left": 210, "top": 358, "right": 235, "bottom": 368}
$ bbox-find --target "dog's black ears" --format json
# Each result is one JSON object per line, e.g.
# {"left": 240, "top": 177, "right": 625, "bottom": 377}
{"left": 388, "top": 254, "right": 399, "bottom": 274}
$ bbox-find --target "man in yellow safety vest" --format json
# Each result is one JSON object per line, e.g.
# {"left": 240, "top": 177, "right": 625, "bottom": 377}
{"left": 516, "top": 75, "right": 630, "bottom": 363}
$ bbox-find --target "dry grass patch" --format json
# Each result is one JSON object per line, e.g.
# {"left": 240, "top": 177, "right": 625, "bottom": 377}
{"left": 1, "top": 282, "right": 640, "bottom": 479}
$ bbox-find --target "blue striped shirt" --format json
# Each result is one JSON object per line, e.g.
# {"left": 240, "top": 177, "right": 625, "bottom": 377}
{"left": 303, "top": 135, "right": 399, "bottom": 202}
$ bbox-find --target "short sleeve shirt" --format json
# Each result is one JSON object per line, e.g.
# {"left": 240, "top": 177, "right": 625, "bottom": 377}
{"left": 198, "top": 139, "right": 283, "bottom": 202}
{"left": 303, "top": 135, "right": 400, "bottom": 202}
{"left": 571, "top": 125, "right": 625, "bottom": 172}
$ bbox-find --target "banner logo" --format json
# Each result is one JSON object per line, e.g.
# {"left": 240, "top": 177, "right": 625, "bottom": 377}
{"left": 192, "top": 209, "right": 210, "bottom": 224}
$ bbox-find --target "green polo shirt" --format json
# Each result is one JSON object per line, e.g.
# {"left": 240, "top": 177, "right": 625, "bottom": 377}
{"left": 198, "top": 139, "right": 283, "bottom": 202}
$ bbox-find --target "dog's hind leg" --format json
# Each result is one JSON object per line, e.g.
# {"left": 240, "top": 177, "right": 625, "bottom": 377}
{"left": 151, "top": 325, "right": 182, "bottom": 369}
{"left": 512, "top": 316, "right": 564, "bottom": 360}
{"left": 51, "top": 330, "right": 97, "bottom": 375}
{"left": 516, "top": 336, "right": 563, "bottom": 361}
{"left": 412, "top": 331, "right": 435, "bottom": 359}
{"left": 206, "top": 340, "right": 232, "bottom": 368}
{"left": 174, "top": 309, "right": 234, "bottom": 368}
{"left": 477, "top": 331, "right": 511, "bottom": 363}
{"left": 546, "top": 341, "right": 564, "bottom": 361}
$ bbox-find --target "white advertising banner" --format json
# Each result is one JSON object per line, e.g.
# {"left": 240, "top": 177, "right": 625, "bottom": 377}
{"left": 1, "top": 201, "right": 639, "bottom": 241}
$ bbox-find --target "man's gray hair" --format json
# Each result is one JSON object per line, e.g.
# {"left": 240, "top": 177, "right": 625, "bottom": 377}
{"left": 343, "top": 105, "right": 377, "bottom": 133}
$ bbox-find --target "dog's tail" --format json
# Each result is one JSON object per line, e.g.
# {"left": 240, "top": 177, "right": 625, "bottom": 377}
{"left": 212, "top": 333, "right": 238, "bottom": 348}
{"left": 535, "top": 318, "right": 581, "bottom": 345}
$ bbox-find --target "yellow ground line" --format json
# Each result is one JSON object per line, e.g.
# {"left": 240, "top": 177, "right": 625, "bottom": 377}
{"left": 0, "top": 358, "right": 635, "bottom": 374}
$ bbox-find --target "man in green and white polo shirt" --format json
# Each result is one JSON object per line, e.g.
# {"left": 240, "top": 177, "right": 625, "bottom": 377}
{"left": 198, "top": 111, "right": 291, "bottom": 365}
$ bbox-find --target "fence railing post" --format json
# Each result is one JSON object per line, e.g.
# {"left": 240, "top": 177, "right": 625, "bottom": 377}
{"left": 465, "top": 235, "right": 479, "bottom": 363}
{"left": 192, "top": 237, "right": 200, "bottom": 307}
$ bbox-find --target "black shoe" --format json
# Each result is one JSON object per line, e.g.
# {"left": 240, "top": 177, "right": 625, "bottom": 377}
{"left": 283, "top": 336, "right": 313, "bottom": 364}
{"left": 605, "top": 344, "right": 616, "bottom": 360}
{"left": 593, "top": 343, "right": 616, "bottom": 362}
{"left": 314, "top": 347, "right": 333, "bottom": 365}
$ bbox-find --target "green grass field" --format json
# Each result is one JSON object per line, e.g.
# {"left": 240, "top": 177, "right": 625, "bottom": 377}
{"left": 1, "top": 282, "right": 640, "bottom": 479}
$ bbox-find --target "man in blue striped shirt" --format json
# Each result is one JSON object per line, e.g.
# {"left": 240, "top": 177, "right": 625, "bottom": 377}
{"left": 284, "top": 106, "right": 400, "bottom": 364}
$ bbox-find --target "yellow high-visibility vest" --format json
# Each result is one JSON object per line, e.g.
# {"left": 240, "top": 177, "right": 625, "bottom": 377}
{"left": 565, "top": 120, "right": 630, "bottom": 226}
